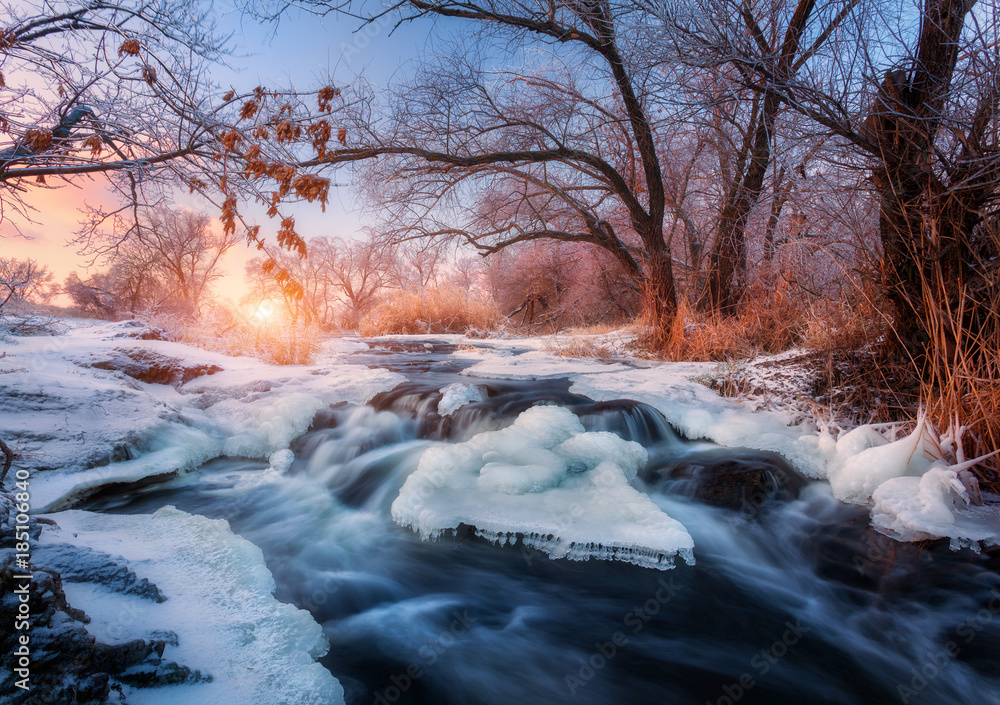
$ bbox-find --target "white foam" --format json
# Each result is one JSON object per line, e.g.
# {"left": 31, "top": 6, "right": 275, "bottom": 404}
{"left": 40, "top": 507, "right": 344, "bottom": 705}
{"left": 392, "top": 405, "right": 694, "bottom": 570}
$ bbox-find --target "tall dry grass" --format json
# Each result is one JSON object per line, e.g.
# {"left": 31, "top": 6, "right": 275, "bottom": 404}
{"left": 910, "top": 232, "right": 1000, "bottom": 486}
{"left": 359, "top": 287, "right": 502, "bottom": 336}
{"left": 150, "top": 308, "right": 320, "bottom": 365}
{"left": 638, "top": 284, "right": 808, "bottom": 362}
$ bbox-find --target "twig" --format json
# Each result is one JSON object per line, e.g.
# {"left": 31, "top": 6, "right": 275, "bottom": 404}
{"left": 0, "top": 439, "right": 13, "bottom": 485}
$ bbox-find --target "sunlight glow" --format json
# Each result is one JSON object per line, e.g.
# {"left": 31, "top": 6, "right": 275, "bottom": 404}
{"left": 250, "top": 299, "right": 278, "bottom": 323}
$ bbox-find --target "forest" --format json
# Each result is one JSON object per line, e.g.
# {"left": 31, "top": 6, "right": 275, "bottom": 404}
{"left": 3, "top": 2, "right": 1000, "bottom": 704}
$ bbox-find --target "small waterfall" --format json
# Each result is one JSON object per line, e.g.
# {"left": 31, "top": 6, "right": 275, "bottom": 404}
{"left": 77, "top": 350, "right": 1000, "bottom": 705}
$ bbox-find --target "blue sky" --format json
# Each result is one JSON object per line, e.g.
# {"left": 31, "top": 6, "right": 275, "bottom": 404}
{"left": 1, "top": 0, "right": 434, "bottom": 302}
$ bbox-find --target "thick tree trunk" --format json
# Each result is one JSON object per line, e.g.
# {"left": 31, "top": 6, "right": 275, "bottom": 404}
{"left": 869, "top": 0, "right": 979, "bottom": 360}
{"left": 643, "top": 244, "right": 678, "bottom": 324}
{"left": 703, "top": 94, "right": 778, "bottom": 314}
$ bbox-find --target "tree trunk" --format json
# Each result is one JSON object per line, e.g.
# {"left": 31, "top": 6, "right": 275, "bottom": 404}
{"left": 643, "top": 244, "right": 678, "bottom": 324}
{"left": 869, "top": 0, "right": 979, "bottom": 360}
{"left": 703, "top": 94, "right": 777, "bottom": 314}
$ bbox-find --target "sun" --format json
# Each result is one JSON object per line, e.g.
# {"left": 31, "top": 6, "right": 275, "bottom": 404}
{"left": 250, "top": 299, "right": 279, "bottom": 323}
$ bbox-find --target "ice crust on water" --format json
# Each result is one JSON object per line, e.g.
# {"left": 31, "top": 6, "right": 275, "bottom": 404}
{"left": 437, "top": 383, "right": 487, "bottom": 416}
{"left": 392, "top": 405, "right": 695, "bottom": 570}
{"left": 871, "top": 470, "right": 1000, "bottom": 547}
{"left": 41, "top": 507, "right": 344, "bottom": 705}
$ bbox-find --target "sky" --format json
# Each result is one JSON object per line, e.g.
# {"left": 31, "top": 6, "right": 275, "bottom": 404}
{"left": 0, "top": 0, "right": 433, "bottom": 305}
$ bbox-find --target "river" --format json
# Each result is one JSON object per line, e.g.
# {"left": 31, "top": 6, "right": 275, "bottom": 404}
{"left": 78, "top": 340, "right": 1000, "bottom": 705}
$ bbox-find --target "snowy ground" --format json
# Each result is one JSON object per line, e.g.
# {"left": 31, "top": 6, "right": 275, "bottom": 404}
{"left": 2, "top": 318, "right": 999, "bottom": 702}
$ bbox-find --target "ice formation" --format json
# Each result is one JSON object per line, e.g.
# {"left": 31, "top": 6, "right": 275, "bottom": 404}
{"left": 824, "top": 415, "right": 1000, "bottom": 547}
{"left": 871, "top": 469, "right": 1000, "bottom": 547}
{"left": 391, "top": 405, "right": 695, "bottom": 569}
{"left": 42, "top": 507, "right": 344, "bottom": 705}
{"left": 437, "top": 383, "right": 487, "bottom": 416}
{"left": 6, "top": 320, "right": 402, "bottom": 511}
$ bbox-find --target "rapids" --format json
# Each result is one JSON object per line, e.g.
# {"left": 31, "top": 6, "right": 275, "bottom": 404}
{"left": 80, "top": 341, "right": 1000, "bottom": 705}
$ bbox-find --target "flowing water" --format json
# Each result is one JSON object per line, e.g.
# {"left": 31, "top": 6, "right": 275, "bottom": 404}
{"left": 81, "top": 341, "right": 1000, "bottom": 705}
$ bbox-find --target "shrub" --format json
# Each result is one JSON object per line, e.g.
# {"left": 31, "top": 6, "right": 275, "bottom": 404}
{"left": 359, "top": 287, "right": 501, "bottom": 336}
{"left": 144, "top": 306, "right": 320, "bottom": 366}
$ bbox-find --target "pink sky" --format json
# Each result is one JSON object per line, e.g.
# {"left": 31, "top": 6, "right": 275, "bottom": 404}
{"left": 1, "top": 2, "right": 423, "bottom": 306}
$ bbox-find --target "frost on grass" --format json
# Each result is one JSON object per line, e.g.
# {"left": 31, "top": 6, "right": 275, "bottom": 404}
{"left": 41, "top": 507, "right": 344, "bottom": 705}
{"left": 391, "top": 405, "right": 695, "bottom": 570}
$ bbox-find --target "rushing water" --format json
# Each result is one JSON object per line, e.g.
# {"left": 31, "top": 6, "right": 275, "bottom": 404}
{"left": 82, "top": 341, "right": 1000, "bottom": 705}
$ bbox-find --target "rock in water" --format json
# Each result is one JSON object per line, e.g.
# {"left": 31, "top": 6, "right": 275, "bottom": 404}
{"left": 655, "top": 449, "right": 808, "bottom": 511}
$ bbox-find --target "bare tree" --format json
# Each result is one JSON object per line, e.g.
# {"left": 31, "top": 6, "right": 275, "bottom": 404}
{"left": 315, "top": 234, "right": 391, "bottom": 326}
{"left": 701, "top": 0, "right": 1000, "bottom": 360}
{"left": 138, "top": 207, "right": 239, "bottom": 316}
{"left": 264, "top": 0, "right": 683, "bottom": 325}
{"left": 1, "top": 0, "right": 351, "bottom": 278}
{"left": 0, "top": 258, "right": 52, "bottom": 314}
{"left": 63, "top": 271, "right": 120, "bottom": 317}
{"left": 660, "top": 0, "right": 863, "bottom": 313}
{"left": 387, "top": 241, "right": 445, "bottom": 293}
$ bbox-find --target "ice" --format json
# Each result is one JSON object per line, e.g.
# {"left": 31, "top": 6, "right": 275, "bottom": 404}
{"left": 568, "top": 366, "right": 828, "bottom": 478}
{"left": 33, "top": 423, "right": 222, "bottom": 511}
{"left": 872, "top": 469, "right": 1000, "bottom": 547}
{"left": 437, "top": 383, "right": 487, "bottom": 416}
{"left": 2, "top": 319, "right": 403, "bottom": 511}
{"left": 461, "top": 349, "right": 631, "bottom": 378}
{"left": 269, "top": 448, "right": 295, "bottom": 473}
{"left": 458, "top": 342, "right": 1000, "bottom": 548}
{"left": 555, "top": 431, "right": 647, "bottom": 481}
{"left": 826, "top": 417, "right": 940, "bottom": 504}
{"left": 219, "top": 393, "right": 329, "bottom": 458}
{"left": 392, "top": 405, "right": 695, "bottom": 570}
{"left": 40, "top": 506, "right": 344, "bottom": 705}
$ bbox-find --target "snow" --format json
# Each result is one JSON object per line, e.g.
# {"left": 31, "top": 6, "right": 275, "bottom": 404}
{"left": 437, "top": 383, "right": 487, "bottom": 416}
{"left": 0, "top": 320, "right": 403, "bottom": 511}
{"left": 391, "top": 405, "right": 695, "bottom": 570}
{"left": 448, "top": 339, "right": 1000, "bottom": 548}
{"left": 39, "top": 506, "right": 344, "bottom": 705}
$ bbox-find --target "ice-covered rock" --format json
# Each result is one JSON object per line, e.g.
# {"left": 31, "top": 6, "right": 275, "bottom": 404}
{"left": 392, "top": 405, "right": 695, "bottom": 570}
{"left": 437, "top": 383, "right": 487, "bottom": 416}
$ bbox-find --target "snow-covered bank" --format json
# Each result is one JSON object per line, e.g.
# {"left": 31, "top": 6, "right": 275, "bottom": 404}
{"left": 37, "top": 506, "right": 344, "bottom": 704}
{"left": 0, "top": 320, "right": 402, "bottom": 511}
